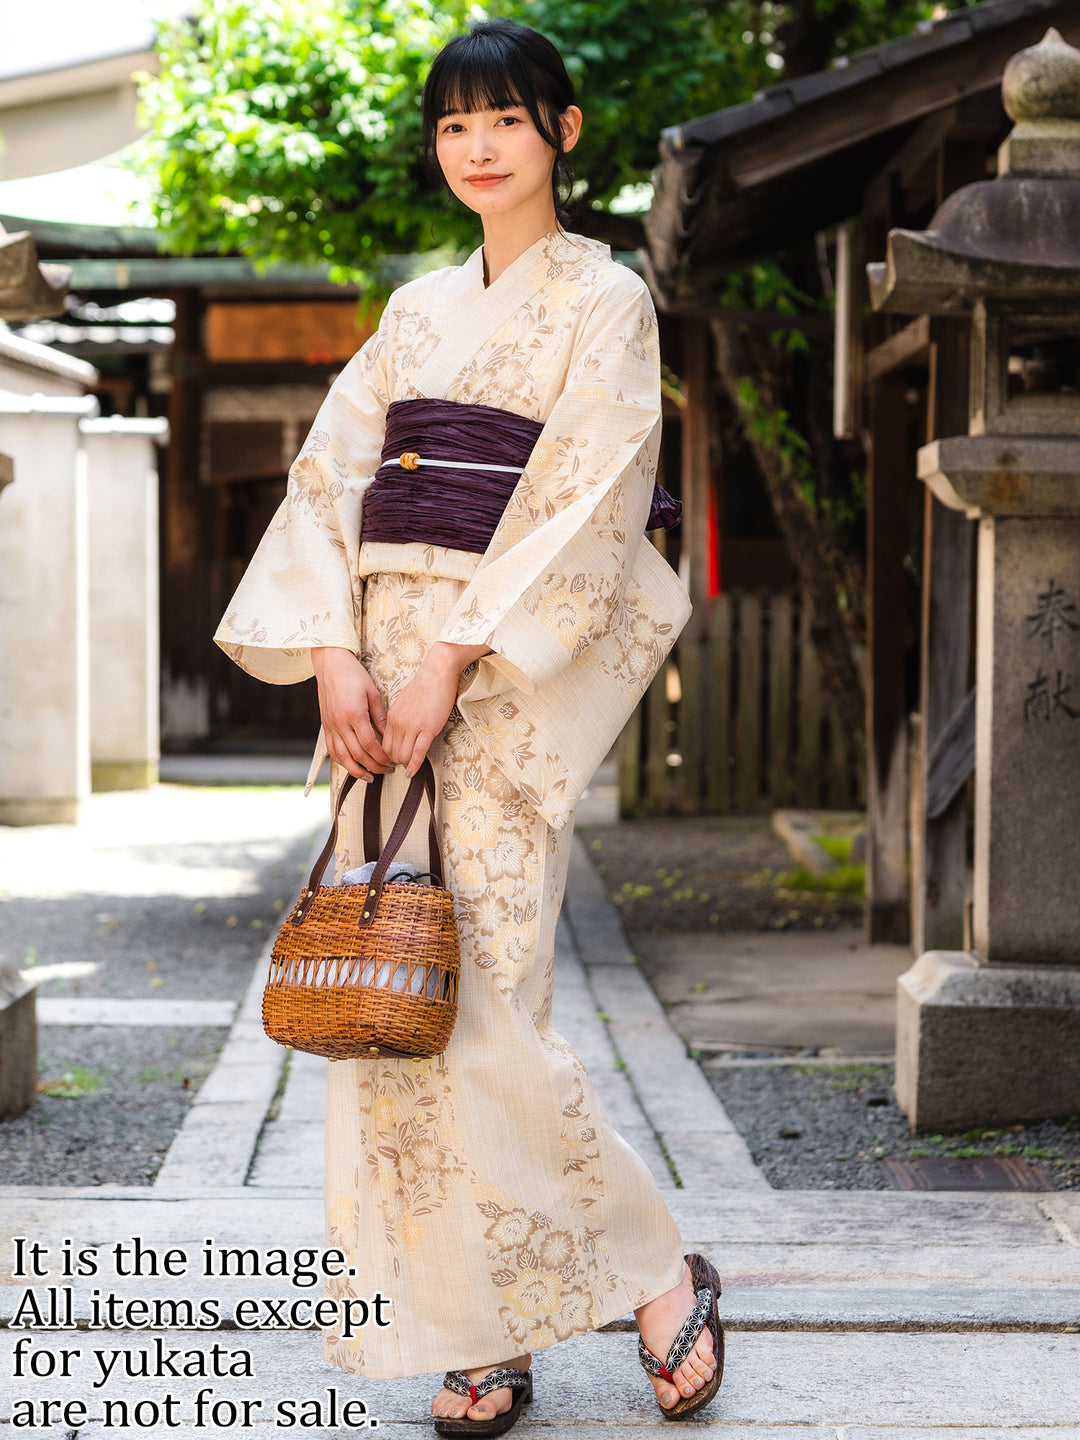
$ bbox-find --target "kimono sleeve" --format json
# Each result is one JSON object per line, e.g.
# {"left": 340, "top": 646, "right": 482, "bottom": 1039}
{"left": 435, "top": 268, "right": 660, "bottom": 696}
{"left": 213, "top": 302, "right": 393, "bottom": 685}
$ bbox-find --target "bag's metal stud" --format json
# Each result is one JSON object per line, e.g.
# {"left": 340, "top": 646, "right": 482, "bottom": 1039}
{"left": 369, "top": 887, "right": 376, "bottom": 895}
{"left": 362, "top": 910, "right": 370, "bottom": 918}
{"left": 369, "top": 1045, "right": 380, "bottom": 1054}
{"left": 399, "top": 451, "right": 420, "bottom": 470}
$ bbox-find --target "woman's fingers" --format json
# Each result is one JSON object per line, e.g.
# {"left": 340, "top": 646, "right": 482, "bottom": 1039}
{"left": 381, "top": 711, "right": 412, "bottom": 769}
{"left": 404, "top": 731, "right": 434, "bottom": 779}
{"left": 325, "top": 730, "right": 373, "bottom": 781}
{"left": 352, "top": 712, "right": 392, "bottom": 770}
{"left": 363, "top": 679, "right": 388, "bottom": 735}
{"left": 341, "top": 722, "right": 391, "bottom": 776}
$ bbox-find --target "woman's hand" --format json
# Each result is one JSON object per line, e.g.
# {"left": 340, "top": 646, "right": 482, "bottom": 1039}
{"left": 311, "top": 647, "right": 392, "bottom": 781}
{"left": 383, "top": 642, "right": 492, "bottom": 777}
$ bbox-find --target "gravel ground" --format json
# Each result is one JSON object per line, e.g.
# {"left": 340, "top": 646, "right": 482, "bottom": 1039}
{"left": 0, "top": 1026, "right": 227, "bottom": 1186}
{"left": 706, "top": 1060, "right": 1080, "bottom": 1191}
{"left": 0, "top": 790, "right": 323, "bottom": 1001}
{"left": 0, "top": 784, "right": 325, "bottom": 1185}
{"left": 579, "top": 816, "right": 863, "bottom": 934}
{"left": 3, "top": 875, "right": 308, "bottom": 1002}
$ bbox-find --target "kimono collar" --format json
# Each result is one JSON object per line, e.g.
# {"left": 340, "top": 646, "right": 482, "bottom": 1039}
{"left": 407, "top": 230, "right": 611, "bottom": 403}
{"left": 461, "top": 228, "right": 610, "bottom": 295}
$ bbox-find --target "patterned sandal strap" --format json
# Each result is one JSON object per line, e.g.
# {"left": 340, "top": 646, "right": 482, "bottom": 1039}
{"left": 443, "top": 1367, "right": 530, "bottom": 1402}
{"left": 637, "top": 1286, "right": 713, "bottom": 1381}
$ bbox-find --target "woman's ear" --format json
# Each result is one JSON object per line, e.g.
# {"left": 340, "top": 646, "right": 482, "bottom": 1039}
{"left": 560, "top": 104, "right": 583, "bottom": 154}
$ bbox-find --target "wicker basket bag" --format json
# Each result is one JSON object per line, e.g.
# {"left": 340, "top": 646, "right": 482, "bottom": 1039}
{"left": 262, "top": 757, "right": 460, "bottom": 1060}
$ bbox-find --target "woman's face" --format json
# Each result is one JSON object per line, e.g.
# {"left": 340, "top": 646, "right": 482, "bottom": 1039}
{"left": 435, "top": 100, "right": 581, "bottom": 219}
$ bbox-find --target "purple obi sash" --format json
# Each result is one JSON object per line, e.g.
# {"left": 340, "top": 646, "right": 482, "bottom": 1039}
{"left": 361, "top": 397, "right": 682, "bottom": 555}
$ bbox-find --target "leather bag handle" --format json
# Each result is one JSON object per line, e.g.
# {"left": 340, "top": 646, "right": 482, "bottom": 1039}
{"left": 362, "top": 768, "right": 441, "bottom": 877}
{"left": 291, "top": 758, "right": 444, "bottom": 925}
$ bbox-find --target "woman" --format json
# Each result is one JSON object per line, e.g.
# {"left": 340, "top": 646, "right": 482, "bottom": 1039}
{"left": 215, "top": 17, "right": 722, "bottom": 1436}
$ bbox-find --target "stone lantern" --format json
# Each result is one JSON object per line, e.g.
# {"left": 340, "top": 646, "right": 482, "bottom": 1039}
{"left": 0, "top": 221, "right": 68, "bottom": 321}
{"left": 869, "top": 27, "right": 1080, "bottom": 1132}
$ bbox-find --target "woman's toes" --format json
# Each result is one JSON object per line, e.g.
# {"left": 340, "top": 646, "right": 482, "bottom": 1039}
{"left": 431, "top": 1390, "right": 468, "bottom": 1419}
{"left": 467, "top": 1394, "right": 505, "bottom": 1421}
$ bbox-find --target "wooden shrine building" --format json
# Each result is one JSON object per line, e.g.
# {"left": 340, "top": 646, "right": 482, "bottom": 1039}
{"left": 643, "top": 0, "right": 1080, "bottom": 946}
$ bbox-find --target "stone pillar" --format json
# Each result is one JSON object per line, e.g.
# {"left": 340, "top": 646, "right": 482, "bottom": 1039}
{"left": 0, "top": 388, "right": 98, "bottom": 825}
{"left": 0, "top": 961, "right": 37, "bottom": 1120}
{"left": 974, "top": 515, "right": 1080, "bottom": 964}
{"left": 82, "top": 416, "right": 169, "bottom": 791}
{"left": 868, "top": 28, "right": 1080, "bottom": 1132}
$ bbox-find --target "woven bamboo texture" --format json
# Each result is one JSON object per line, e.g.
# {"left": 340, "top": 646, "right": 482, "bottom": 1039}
{"left": 264, "top": 879, "right": 460, "bottom": 1059}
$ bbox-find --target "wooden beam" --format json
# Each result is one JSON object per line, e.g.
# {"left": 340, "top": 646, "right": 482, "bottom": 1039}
{"left": 705, "top": 595, "right": 732, "bottom": 813}
{"left": 676, "top": 318, "right": 712, "bottom": 811}
{"left": 863, "top": 106, "right": 961, "bottom": 223}
{"left": 926, "top": 687, "right": 976, "bottom": 821}
{"left": 866, "top": 372, "right": 913, "bottom": 944}
{"left": 161, "top": 288, "right": 211, "bottom": 741}
{"left": 866, "top": 315, "right": 931, "bottom": 382}
{"left": 912, "top": 318, "right": 975, "bottom": 953}
{"left": 910, "top": 134, "right": 985, "bottom": 953}
{"left": 679, "top": 318, "right": 712, "bottom": 611}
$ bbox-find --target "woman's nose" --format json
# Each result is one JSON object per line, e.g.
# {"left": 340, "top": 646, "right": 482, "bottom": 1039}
{"left": 468, "top": 129, "right": 496, "bottom": 163}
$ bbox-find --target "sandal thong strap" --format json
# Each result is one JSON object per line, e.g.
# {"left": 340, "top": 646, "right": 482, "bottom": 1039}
{"left": 637, "top": 1286, "right": 712, "bottom": 1382}
{"left": 443, "top": 1367, "right": 530, "bottom": 1405}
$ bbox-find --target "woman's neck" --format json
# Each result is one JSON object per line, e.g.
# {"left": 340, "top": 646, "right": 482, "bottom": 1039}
{"left": 480, "top": 204, "right": 561, "bottom": 287}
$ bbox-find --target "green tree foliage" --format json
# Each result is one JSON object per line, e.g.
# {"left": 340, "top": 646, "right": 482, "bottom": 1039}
{"left": 139, "top": 1, "right": 471, "bottom": 281}
{"left": 137, "top": 0, "right": 974, "bottom": 283}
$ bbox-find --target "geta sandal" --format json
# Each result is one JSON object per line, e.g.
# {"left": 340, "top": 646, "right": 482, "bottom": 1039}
{"left": 432, "top": 1364, "right": 533, "bottom": 1437}
{"left": 638, "top": 1251, "right": 725, "bottom": 1421}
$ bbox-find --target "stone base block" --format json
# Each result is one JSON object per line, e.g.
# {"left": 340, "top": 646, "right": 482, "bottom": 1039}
{"left": 0, "top": 797, "right": 79, "bottom": 826}
{"left": 91, "top": 760, "right": 158, "bottom": 792}
{"left": 0, "top": 983, "right": 38, "bottom": 1120}
{"left": 896, "top": 950, "right": 1080, "bottom": 1133}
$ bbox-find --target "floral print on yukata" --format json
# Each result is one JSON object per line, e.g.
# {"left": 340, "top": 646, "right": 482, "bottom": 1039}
{"left": 320, "top": 566, "right": 684, "bottom": 1378}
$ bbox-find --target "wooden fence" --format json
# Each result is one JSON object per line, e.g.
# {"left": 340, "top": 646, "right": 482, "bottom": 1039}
{"left": 618, "top": 590, "right": 864, "bottom": 816}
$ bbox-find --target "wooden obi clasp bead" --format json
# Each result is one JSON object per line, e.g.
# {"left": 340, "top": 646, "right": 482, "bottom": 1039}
{"left": 399, "top": 452, "right": 420, "bottom": 470}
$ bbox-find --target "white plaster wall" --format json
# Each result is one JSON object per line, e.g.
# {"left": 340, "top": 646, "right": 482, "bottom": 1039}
{"left": 0, "top": 404, "right": 91, "bottom": 819}
{"left": 82, "top": 419, "right": 166, "bottom": 778}
{"left": 0, "top": 361, "right": 80, "bottom": 398}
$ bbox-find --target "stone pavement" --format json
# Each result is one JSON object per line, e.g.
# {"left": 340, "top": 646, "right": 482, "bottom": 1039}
{"left": 2, "top": 784, "right": 1080, "bottom": 1436}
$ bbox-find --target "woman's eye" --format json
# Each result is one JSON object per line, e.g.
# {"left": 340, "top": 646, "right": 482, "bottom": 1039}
{"left": 497, "top": 116, "right": 520, "bottom": 126}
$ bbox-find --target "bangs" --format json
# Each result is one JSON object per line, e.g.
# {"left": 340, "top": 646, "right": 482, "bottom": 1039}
{"left": 433, "top": 63, "right": 524, "bottom": 122}
{"left": 422, "top": 30, "right": 558, "bottom": 146}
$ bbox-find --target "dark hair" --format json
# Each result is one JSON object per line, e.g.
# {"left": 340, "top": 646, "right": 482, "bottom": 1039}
{"left": 421, "top": 19, "right": 579, "bottom": 223}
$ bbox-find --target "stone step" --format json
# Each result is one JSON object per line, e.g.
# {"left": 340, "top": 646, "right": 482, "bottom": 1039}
{"left": 5, "top": 1328, "right": 1080, "bottom": 1432}
{"left": 36, "top": 998, "right": 236, "bottom": 1027}
{"left": 4, "top": 1186, "right": 1076, "bottom": 1249}
{"left": 5, "top": 1194, "right": 1079, "bottom": 1334}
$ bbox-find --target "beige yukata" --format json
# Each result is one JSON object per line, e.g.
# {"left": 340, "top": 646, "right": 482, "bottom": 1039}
{"left": 215, "top": 228, "right": 692, "bottom": 1378}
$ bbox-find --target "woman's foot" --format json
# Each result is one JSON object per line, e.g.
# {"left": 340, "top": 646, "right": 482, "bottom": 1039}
{"left": 430, "top": 1353, "right": 531, "bottom": 1424}
{"left": 634, "top": 1263, "right": 716, "bottom": 1411}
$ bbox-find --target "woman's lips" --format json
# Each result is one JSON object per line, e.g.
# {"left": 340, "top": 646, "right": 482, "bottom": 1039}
{"left": 466, "top": 175, "right": 509, "bottom": 186}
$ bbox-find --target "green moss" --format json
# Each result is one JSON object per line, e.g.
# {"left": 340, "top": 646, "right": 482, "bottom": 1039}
{"left": 776, "top": 864, "right": 865, "bottom": 896}
{"left": 39, "top": 1066, "right": 107, "bottom": 1099}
